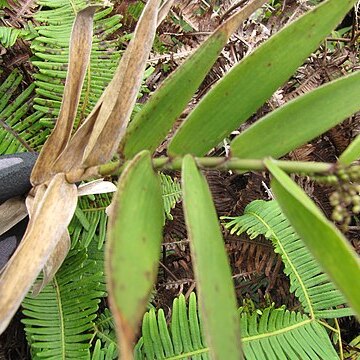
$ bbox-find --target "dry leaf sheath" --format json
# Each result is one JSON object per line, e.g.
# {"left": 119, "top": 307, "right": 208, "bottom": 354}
{"left": 0, "top": 0, "right": 162, "bottom": 334}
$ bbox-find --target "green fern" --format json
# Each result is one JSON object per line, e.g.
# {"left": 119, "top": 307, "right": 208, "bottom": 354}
{"left": 0, "top": 23, "right": 37, "bottom": 47}
{"left": 134, "top": 292, "right": 340, "bottom": 359}
{"left": 70, "top": 193, "right": 112, "bottom": 250}
{"left": 22, "top": 250, "right": 106, "bottom": 359}
{"left": 222, "top": 200, "right": 353, "bottom": 319}
{"left": 160, "top": 173, "right": 182, "bottom": 221}
{"left": 91, "top": 339, "right": 117, "bottom": 360}
{"left": 0, "top": 69, "right": 47, "bottom": 154}
{"left": 90, "top": 308, "right": 118, "bottom": 359}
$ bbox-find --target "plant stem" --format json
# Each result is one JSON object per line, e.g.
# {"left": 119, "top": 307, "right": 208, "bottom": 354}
{"left": 98, "top": 156, "right": 335, "bottom": 177}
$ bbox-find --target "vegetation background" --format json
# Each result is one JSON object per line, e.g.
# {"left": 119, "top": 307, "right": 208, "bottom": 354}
{"left": 0, "top": 0, "right": 359, "bottom": 359}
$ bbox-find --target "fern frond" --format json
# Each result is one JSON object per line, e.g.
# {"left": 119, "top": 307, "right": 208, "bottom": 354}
{"left": 239, "top": 306, "right": 338, "bottom": 359}
{"left": 0, "top": 69, "right": 48, "bottom": 154}
{"left": 222, "top": 200, "right": 352, "bottom": 319}
{"left": 0, "top": 22, "right": 37, "bottom": 47}
{"left": 22, "top": 250, "right": 106, "bottom": 359}
{"left": 0, "top": 0, "right": 37, "bottom": 14}
{"left": 160, "top": 173, "right": 182, "bottom": 220}
{"left": 70, "top": 193, "right": 112, "bottom": 250}
{"left": 91, "top": 339, "right": 117, "bottom": 360}
{"left": 90, "top": 308, "right": 118, "bottom": 359}
{"left": 135, "top": 292, "right": 339, "bottom": 359}
{"left": 136, "top": 293, "right": 209, "bottom": 360}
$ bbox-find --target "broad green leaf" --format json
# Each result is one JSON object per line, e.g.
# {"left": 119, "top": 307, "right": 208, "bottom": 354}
{"left": 182, "top": 155, "right": 243, "bottom": 360}
{"left": 168, "top": 0, "right": 357, "bottom": 156}
{"left": 106, "top": 151, "right": 164, "bottom": 359}
{"left": 231, "top": 71, "right": 360, "bottom": 159}
{"left": 119, "top": 0, "right": 268, "bottom": 159}
{"left": 265, "top": 158, "right": 360, "bottom": 319}
{"left": 339, "top": 133, "right": 360, "bottom": 165}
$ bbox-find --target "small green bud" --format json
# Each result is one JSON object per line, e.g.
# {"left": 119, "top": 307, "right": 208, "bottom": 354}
{"left": 332, "top": 212, "right": 343, "bottom": 222}
{"left": 352, "top": 205, "right": 360, "bottom": 214}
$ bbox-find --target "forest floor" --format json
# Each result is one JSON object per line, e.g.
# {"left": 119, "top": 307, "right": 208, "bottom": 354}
{"left": 0, "top": 0, "right": 359, "bottom": 358}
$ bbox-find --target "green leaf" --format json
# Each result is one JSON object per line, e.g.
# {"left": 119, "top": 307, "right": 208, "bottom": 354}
{"left": 264, "top": 158, "right": 360, "bottom": 320}
{"left": 119, "top": 0, "right": 268, "bottom": 159}
{"left": 182, "top": 155, "right": 243, "bottom": 360}
{"left": 339, "top": 133, "right": 360, "bottom": 165}
{"left": 106, "top": 150, "right": 164, "bottom": 357}
{"left": 168, "top": 0, "right": 357, "bottom": 156}
{"left": 231, "top": 71, "right": 360, "bottom": 159}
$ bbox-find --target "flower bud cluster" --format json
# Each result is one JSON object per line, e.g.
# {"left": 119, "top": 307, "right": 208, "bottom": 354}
{"left": 314, "top": 165, "right": 360, "bottom": 231}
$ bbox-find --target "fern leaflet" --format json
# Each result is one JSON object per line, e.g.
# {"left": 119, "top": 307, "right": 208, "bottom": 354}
{"left": 22, "top": 250, "right": 105, "bottom": 359}
{"left": 160, "top": 173, "right": 182, "bottom": 221}
{"left": 134, "top": 292, "right": 340, "bottom": 359}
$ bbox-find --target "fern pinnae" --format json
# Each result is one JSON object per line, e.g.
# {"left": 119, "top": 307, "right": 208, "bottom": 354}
{"left": 22, "top": 250, "right": 105, "bottom": 359}
{"left": 222, "top": 200, "right": 352, "bottom": 319}
{"left": 0, "top": 70, "right": 46, "bottom": 154}
{"left": 135, "top": 292, "right": 340, "bottom": 359}
{"left": 157, "top": 308, "right": 175, "bottom": 357}
{"left": 160, "top": 173, "right": 182, "bottom": 220}
{"left": 188, "top": 293, "right": 202, "bottom": 352}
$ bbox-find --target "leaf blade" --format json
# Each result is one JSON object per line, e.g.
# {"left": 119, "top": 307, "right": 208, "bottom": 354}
{"left": 120, "top": 0, "right": 268, "bottom": 159}
{"left": 339, "top": 133, "right": 360, "bottom": 165}
{"left": 106, "top": 150, "right": 164, "bottom": 359}
{"left": 0, "top": 173, "right": 78, "bottom": 334}
{"left": 182, "top": 155, "right": 243, "bottom": 360}
{"left": 54, "top": 0, "right": 161, "bottom": 177}
{"left": 30, "top": 6, "right": 97, "bottom": 184}
{"left": 168, "top": 0, "right": 357, "bottom": 156}
{"left": 231, "top": 71, "right": 360, "bottom": 159}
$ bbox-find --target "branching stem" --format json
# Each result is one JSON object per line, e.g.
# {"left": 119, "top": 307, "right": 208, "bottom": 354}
{"left": 98, "top": 156, "right": 335, "bottom": 177}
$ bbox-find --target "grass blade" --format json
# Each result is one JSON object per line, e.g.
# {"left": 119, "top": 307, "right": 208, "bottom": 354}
{"left": 265, "top": 158, "right": 360, "bottom": 319}
{"left": 106, "top": 151, "right": 163, "bottom": 359}
{"left": 168, "top": 0, "right": 357, "bottom": 156}
{"left": 182, "top": 155, "right": 243, "bottom": 360}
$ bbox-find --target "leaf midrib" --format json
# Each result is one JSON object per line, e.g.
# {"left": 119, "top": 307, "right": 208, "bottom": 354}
{"left": 249, "top": 210, "right": 315, "bottom": 319}
{"left": 54, "top": 276, "right": 66, "bottom": 360}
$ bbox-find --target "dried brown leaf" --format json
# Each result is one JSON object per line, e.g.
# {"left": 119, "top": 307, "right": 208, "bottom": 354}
{"left": 31, "top": 231, "right": 71, "bottom": 296}
{"left": 82, "top": 0, "right": 161, "bottom": 166}
{"left": 53, "top": 0, "right": 161, "bottom": 174}
{"left": 0, "top": 197, "right": 27, "bottom": 237}
{"left": 0, "top": 174, "right": 77, "bottom": 334}
{"left": 31, "top": 6, "right": 98, "bottom": 185}
{"left": 158, "top": 0, "right": 175, "bottom": 25}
